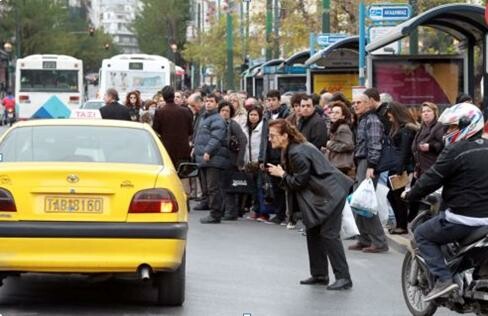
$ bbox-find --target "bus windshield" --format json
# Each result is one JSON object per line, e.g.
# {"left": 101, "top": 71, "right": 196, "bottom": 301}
{"left": 20, "top": 69, "right": 79, "bottom": 92}
{"left": 105, "top": 71, "right": 164, "bottom": 95}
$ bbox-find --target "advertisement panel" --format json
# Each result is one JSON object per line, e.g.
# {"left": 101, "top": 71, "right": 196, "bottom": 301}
{"left": 312, "top": 73, "right": 359, "bottom": 99}
{"left": 372, "top": 57, "right": 463, "bottom": 105}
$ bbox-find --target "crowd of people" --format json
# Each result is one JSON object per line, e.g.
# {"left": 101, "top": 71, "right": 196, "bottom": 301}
{"left": 97, "top": 84, "right": 488, "bottom": 293}
{"left": 96, "top": 86, "right": 484, "bottom": 236}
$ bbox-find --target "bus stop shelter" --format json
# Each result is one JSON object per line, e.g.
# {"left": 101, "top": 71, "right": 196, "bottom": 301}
{"left": 366, "top": 4, "right": 488, "bottom": 109}
{"left": 260, "top": 59, "right": 285, "bottom": 98}
{"left": 277, "top": 50, "right": 309, "bottom": 94}
{"left": 305, "top": 36, "right": 359, "bottom": 99}
{"left": 242, "top": 63, "right": 262, "bottom": 97}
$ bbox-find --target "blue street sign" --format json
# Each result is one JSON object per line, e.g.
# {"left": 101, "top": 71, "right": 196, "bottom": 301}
{"left": 316, "top": 33, "right": 348, "bottom": 47}
{"left": 368, "top": 4, "right": 411, "bottom": 21}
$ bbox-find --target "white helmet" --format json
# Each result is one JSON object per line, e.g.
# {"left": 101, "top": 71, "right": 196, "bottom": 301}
{"left": 438, "top": 102, "right": 484, "bottom": 145}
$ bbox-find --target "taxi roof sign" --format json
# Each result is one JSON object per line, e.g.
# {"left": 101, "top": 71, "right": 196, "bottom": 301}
{"left": 70, "top": 109, "right": 102, "bottom": 120}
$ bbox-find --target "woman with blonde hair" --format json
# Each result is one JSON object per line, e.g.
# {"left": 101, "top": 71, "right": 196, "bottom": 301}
{"left": 229, "top": 92, "right": 248, "bottom": 131}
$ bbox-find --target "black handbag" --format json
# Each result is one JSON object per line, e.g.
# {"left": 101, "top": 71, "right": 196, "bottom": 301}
{"left": 222, "top": 170, "right": 256, "bottom": 194}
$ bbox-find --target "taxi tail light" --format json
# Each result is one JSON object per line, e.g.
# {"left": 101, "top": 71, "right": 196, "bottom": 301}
{"left": 128, "top": 189, "right": 178, "bottom": 214}
{"left": 0, "top": 189, "right": 16, "bottom": 212}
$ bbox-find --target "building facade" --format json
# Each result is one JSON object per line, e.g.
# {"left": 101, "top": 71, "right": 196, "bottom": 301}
{"left": 87, "top": 0, "right": 140, "bottom": 54}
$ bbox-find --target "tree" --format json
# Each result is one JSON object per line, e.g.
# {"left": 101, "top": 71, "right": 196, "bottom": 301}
{"left": 0, "top": 0, "right": 119, "bottom": 73}
{"left": 183, "top": 13, "right": 244, "bottom": 88}
{"left": 132, "top": 0, "right": 190, "bottom": 61}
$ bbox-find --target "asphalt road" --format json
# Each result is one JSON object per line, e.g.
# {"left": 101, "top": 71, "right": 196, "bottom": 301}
{"left": 0, "top": 207, "right": 462, "bottom": 316}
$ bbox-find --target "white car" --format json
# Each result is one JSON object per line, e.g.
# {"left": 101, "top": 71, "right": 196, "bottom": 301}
{"left": 80, "top": 100, "right": 104, "bottom": 110}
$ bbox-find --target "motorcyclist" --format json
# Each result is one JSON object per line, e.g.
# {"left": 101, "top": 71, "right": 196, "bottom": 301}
{"left": 404, "top": 102, "right": 488, "bottom": 302}
{"left": 2, "top": 90, "right": 15, "bottom": 124}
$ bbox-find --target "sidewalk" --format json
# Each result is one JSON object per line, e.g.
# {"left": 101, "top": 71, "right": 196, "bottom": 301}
{"left": 385, "top": 229, "right": 410, "bottom": 254}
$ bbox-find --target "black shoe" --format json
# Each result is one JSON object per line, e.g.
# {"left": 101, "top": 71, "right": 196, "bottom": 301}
{"left": 270, "top": 215, "right": 285, "bottom": 225}
{"left": 424, "top": 280, "right": 459, "bottom": 302}
{"left": 222, "top": 215, "right": 238, "bottom": 221}
{"left": 200, "top": 216, "right": 221, "bottom": 224}
{"left": 326, "top": 278, "right": 353, "bottom": 290}
{"left": 300, "top": 276, "right": 329, "bottom": 285}
{"left": 193, "top": 202, "right": 209, "bottom": 210}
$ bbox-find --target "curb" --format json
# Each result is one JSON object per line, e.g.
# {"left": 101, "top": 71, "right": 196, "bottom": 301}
{"left": 384, "top": 229, "right": 410, "bottom": 254}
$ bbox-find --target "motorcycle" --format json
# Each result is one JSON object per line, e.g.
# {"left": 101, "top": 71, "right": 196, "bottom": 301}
{"left": 402, "top": 191, "right": 488, "bottom": 316}
{"left": 6, "top": 108, "right": 15, "bottom": 126}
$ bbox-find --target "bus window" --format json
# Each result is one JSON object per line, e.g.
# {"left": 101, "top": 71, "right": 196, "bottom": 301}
{"left": 20, "top": 70, "right": 79, "bottom": 93}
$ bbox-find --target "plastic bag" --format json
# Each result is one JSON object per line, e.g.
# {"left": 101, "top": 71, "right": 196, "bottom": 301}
{"left": 341, "top": 200, "right": 360, "bottom": 239}
{"left": 376, "top": 182, "right": 391, "bottom": 224}
{"left": 347, "top": 194, "right": 374, "bottom": 218}
{"left": 350, "top": 179, "right": 379, "bottom": 215}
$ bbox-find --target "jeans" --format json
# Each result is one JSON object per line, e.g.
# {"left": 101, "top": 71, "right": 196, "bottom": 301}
{"left": 414, "top": 212, "right": 480, "bottom": 282}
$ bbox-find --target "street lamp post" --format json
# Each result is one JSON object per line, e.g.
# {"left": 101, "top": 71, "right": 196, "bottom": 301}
{"left": 3, "top": 41, "right": 13, "bottom": 93}
{"left": 170, "top": 43, "right": 178, "bottom": 64}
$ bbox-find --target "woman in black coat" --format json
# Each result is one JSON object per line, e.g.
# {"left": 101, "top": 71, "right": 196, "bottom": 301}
{"left": 385, "top": 102, "right": 419, "bottom": 234}
{"left": 409, "top": 102, "right": 446, "bottom": 221}
{"left": 219, "top": 101, "right": 247, "bottom": 220}
{"left": 267, "top": 119, "right": 353, "bottom": 290}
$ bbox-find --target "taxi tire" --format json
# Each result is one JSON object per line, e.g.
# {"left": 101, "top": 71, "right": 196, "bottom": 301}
{"left": 156, "top": 251, "right": 186, "bottom": 306}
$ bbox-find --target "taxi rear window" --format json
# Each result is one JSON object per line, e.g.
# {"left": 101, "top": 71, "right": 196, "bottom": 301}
{"left": 0, "top": 126, "right": 163, "bottom": 165}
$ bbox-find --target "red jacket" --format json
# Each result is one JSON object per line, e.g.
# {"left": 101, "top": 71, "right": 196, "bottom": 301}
{"left": 2, "top": 97, "right": 15, "bottom": 111}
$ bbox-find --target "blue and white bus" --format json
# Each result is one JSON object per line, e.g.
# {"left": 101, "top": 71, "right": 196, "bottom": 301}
{"left": 15, "top": 54, "right": 84, "bottom": 119}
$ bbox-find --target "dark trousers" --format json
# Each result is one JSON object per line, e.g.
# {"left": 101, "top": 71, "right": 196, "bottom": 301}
{"left": 223, "top": 193, "right": 239, "bottom": 218}
{"left": 354, "top": 159, "right": 388, "bottom": 248}
{"left": 414, "top": 212, "right": 479, "bottom": 282}
{"left": 306, "top": 203, "right": 351, "bottom": 281}
{"left": 271, "top": 175, "right": 286, "bottom": 220}
{"left": 387, "top": 184, "right": 408, "bottom": 230}
{"left": 202, "top": 167, "right": 223, "bottom": 219}
{"left": 199, "top": 170, "right": 209, "bottom": 205}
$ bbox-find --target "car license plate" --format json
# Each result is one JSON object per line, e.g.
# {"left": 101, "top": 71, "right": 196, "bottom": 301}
{"left": 7, "top": 113, "right": 13, "bottom": 118}
{"left": 44, "top": 196, "right": 103, "bottom": 213}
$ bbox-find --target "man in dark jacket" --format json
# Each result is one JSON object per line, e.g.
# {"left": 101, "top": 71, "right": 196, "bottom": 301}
{"left": 350, "top": 93, "right": 389, "bottom": 253}
{"left": 267, "top": 119, "right": 353, "bottom": 290}
{"left": 194, "top": 93, "right": 231, "bottom": 223}
{"left": 406, "top": 103, "right": 488, "bottom": 302}
{"left": 99, "top": 88, "right": 131, "bottom": 121}
{"left": 153, "top": 86, "right": 193, "bottom": 168}
{"left": 298, "top": 94, "right": 328, "bottom": 149}
{"left": 364, "top": 87, "right": 390, "bottom": 133}
{"left": 259, "top": 90, "right": 290, "bottom": 224}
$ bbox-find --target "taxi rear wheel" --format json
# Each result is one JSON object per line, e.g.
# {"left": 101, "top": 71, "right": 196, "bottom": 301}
{"left": 155, "top": 251, "right": 186, "bottom": 306}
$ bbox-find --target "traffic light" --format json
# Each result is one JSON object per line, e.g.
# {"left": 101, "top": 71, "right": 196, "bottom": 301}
{"left": 104, "top": 43, "right": 110, "bottom": 50}
{"left": 89, "top": 27, "right": 95, "bottom": 36}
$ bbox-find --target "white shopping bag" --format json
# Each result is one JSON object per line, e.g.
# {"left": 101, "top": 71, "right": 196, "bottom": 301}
{"left": 341, "top": 200, "right": 359, "bottom": 239}
{"left": 350, "top": 179, "right": 379, "bottom": 215}
{"left": 376, "top": 182, "right": 391, "bottom": 225}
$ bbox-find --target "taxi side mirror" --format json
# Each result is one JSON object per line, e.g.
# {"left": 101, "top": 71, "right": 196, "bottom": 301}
{"left": 177, "top": 162, "right": 199, "bottom": 179}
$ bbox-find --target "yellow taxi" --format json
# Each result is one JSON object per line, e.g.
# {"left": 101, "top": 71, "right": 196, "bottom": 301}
{"left": 0, "top": 119, "right": 192, "bottom": 306}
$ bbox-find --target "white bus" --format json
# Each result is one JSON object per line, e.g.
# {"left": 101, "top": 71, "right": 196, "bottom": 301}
{"left": 98, "top": 54, "right": 176, "bottom": 101}
{"left": 15, "top": 54, "right": 83, "bottom": 119}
